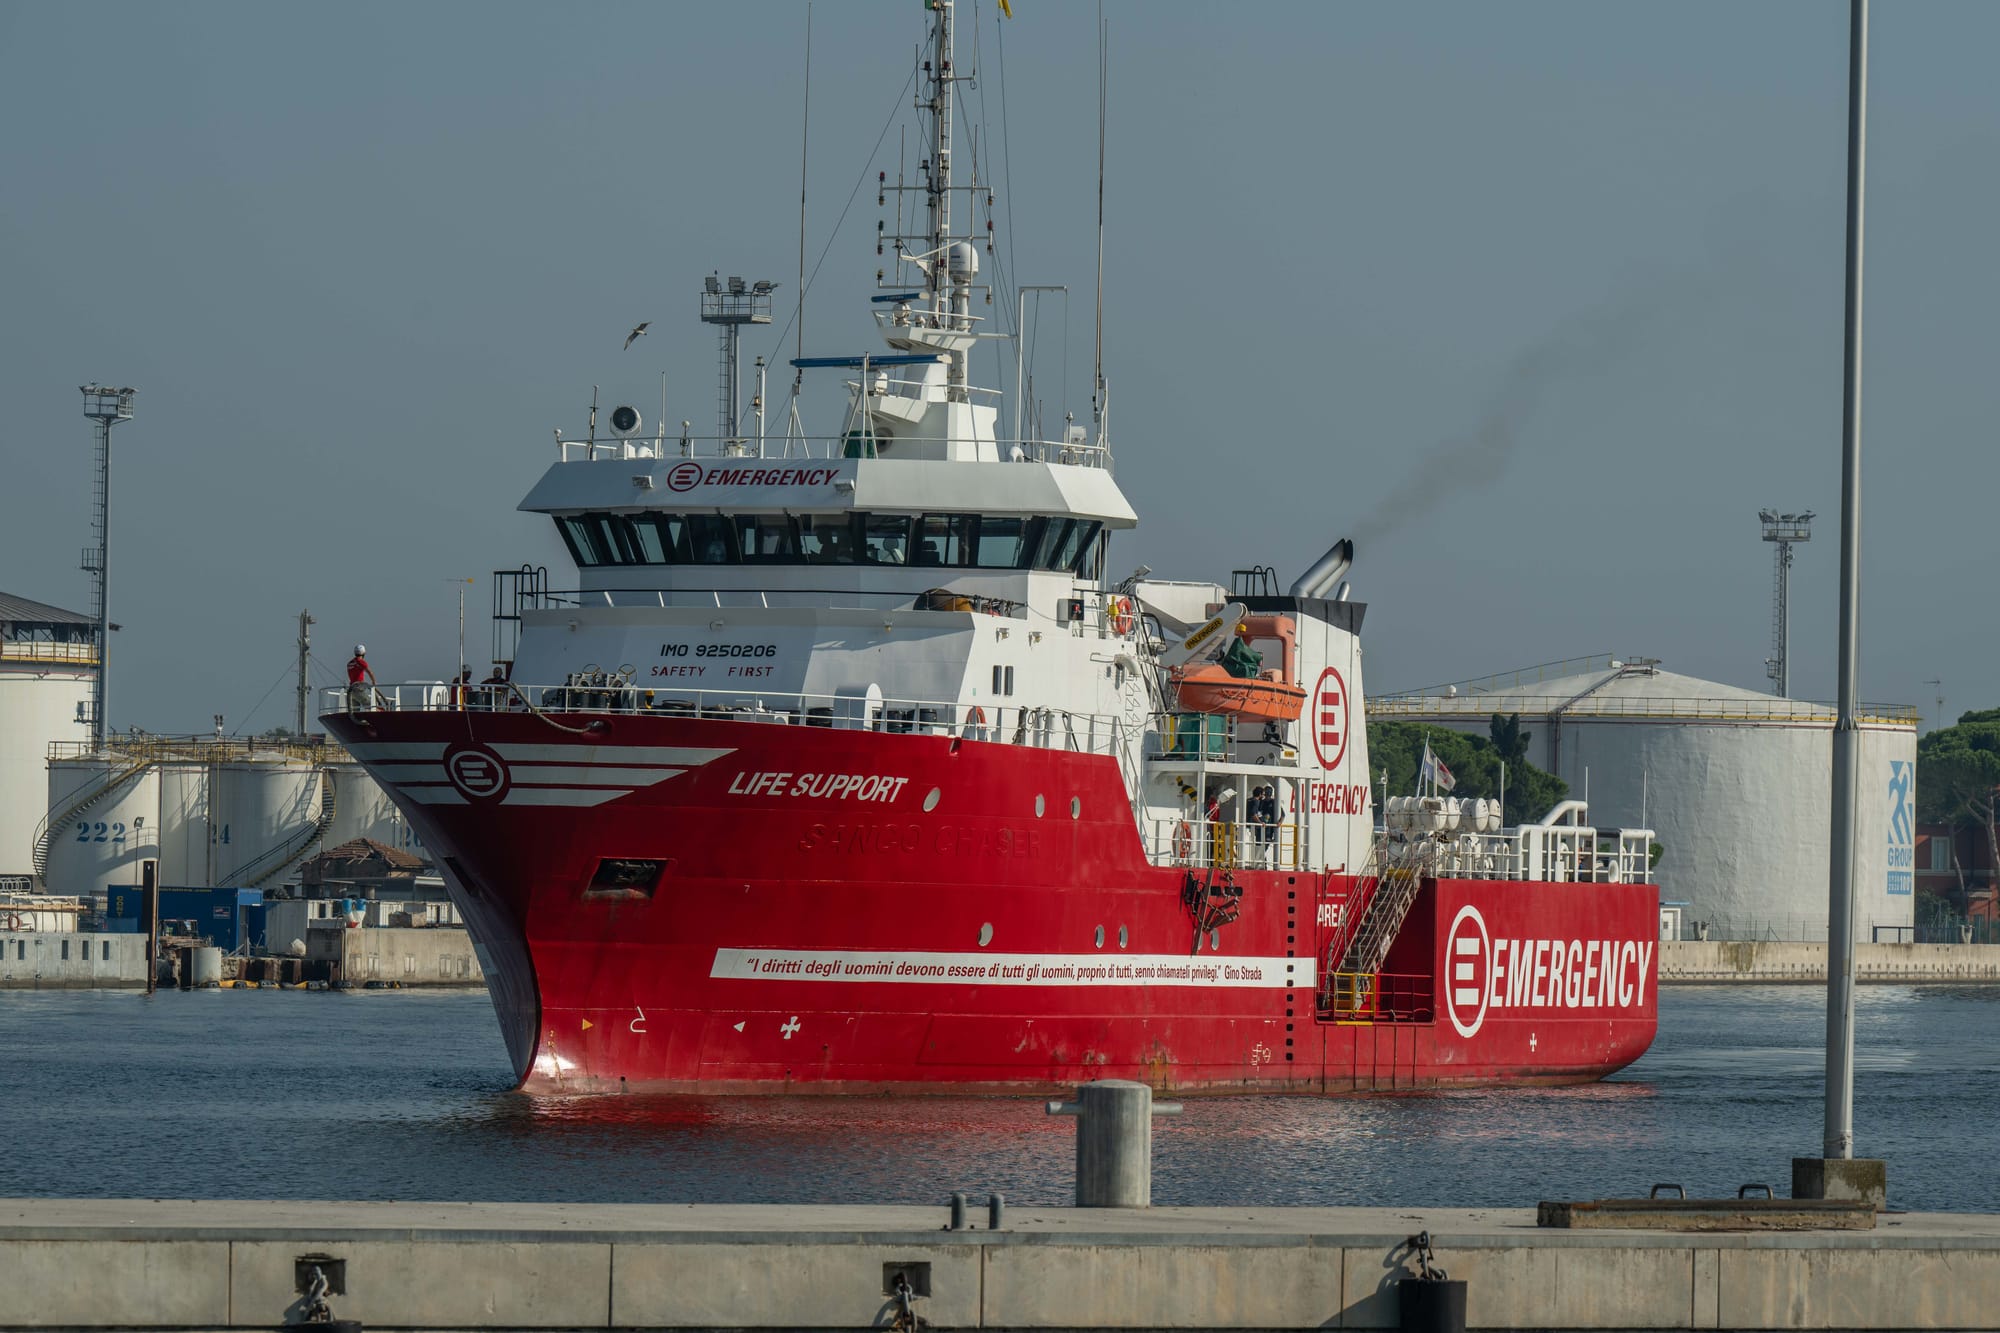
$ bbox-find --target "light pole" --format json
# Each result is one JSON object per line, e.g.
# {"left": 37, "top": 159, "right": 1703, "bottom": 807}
{"left": 1798, "top": 0, "right": 1885, "bottom": 1208}
{"left": 79, "top": 385, "right": 134, "bottom": 750}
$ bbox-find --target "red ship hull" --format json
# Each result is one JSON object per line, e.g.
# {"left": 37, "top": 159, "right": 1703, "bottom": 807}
{"left": 324, "top": 710, "right": 1659, "bottom": 1094}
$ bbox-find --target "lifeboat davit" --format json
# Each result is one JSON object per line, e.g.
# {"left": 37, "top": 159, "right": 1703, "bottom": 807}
{"left": 1169, "top": 611, "right": 1307, "bottom": 723}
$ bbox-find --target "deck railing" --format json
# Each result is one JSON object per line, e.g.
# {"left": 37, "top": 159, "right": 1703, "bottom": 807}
{"left": 1319, "top": 971, "right": 1434, "bottom": 1023}
{"left": 325, "top": 683, "right": 1127, "bottom": 757}
{"left": 553, "top": 431, "right": 1111, "bottom": 470}
{"left": 1143, "top": 818, "right": 1306, "bottom": 872}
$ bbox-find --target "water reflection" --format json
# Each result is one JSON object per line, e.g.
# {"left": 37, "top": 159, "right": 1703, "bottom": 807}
{"left": 0, "top": 984, "right": 1991, "bottom": 1209}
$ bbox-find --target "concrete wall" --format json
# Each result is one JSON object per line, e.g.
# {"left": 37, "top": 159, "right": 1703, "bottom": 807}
{"left": 306, "top": 924, "right": 483, "bottom": 985}
{"left": 1, "top": 1199, "right": 1998, "bottom": 1329}
{"left": 0, "top": 931, "right": 146, "bottom": 988}
{"left": 1662, "top": 940, "right": 2000, "bottom": 984}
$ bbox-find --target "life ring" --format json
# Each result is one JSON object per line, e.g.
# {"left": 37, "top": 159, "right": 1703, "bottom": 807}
{"left": 963, "top": 705, "right": 988, "bottom": 737}
{"left": 1109, "top": 596, "right": 1135, "bottom": 635}
{"left": 1171, "top": 820, "right": 1193, "bottom": 863}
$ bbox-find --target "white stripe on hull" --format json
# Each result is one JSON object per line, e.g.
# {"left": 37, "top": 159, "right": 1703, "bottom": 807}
{"left": 711, "top": 947, "right": 1313, "bottom": 990}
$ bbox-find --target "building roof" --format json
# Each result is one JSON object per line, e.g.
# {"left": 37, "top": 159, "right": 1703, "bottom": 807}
{"left": 1370, "top": 657, "right": 1917, "bottom": 728}
{"left": 313, "top": 837, "right": 428, "bottom": 871}
{"left": 0, "top": 590, "right": 93, "bottom": 627}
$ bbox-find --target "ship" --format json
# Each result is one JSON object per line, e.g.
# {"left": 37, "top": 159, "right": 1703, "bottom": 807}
{"left": 323, "top": 1, "right": 1660, "bottom": 1095}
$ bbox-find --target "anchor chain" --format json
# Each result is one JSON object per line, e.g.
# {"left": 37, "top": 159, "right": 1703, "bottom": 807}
{"left": 889, "top": 1271, "right": 928, "bottom": 1333}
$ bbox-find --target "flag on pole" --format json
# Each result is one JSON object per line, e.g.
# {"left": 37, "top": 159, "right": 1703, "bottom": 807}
{"left": 1420, "top": 742, "right": 1456, "bottom": 793}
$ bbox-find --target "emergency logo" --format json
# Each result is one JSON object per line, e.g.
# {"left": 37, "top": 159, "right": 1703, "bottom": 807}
{"left": 1887, "top": 760, "right": 1914, "bottom": 896}
{"left": 445, "top": 744, "right": 510, "bottom": 801}
{"left": 1445, "top": 905, "right": 1492, "bottom": 1038}
{"left": 665, "top": 461, "right": 705, "bottom": 492}
{"left": 1311, "top": 667, "right": 1348, "bottom": 772}
{"left": 1442, "top": 902, "right": 1658, "bottom": 1041}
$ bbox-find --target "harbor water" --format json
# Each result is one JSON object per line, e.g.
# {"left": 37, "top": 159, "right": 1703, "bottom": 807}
{"left": 4, "top": 984, "right": 1992, "bottom": 1210}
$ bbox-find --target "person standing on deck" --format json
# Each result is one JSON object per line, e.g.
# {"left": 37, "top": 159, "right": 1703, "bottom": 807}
{"left": 346, "top": 644, "right": 377, "bottom": 713}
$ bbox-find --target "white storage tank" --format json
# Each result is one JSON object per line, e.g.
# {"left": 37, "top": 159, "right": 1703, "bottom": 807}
{"left": 322, "top": 761, "right": 408, "bottom": 851}
{"left": 1369, "top": 658, "right": 1921, "bottom": 942}
{"left": 0, "top": 590, "right": 101, "bottom": 879}
{"left": 42, "top": 754, "right": 161, "bottom": 901}
{"left": 156, "top": 761, "right": 212, "bottom": 887}
{"left": 209, "top": 754, "right": 324, "bottom": 885}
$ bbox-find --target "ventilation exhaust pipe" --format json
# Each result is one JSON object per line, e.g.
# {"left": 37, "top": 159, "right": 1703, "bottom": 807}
{"left": 1288, "top": 538, "right": 1353, "bottom": 600}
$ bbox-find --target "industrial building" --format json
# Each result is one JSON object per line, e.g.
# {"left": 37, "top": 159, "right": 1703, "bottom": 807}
{"left": 0, "top": 592, "right": 100, "bottom": 883}
{"left": 40, "top": 736, "right": 419, "bottom": 902}
{"left": 1370, "top": 656, "right": 1920, "bottom": 942}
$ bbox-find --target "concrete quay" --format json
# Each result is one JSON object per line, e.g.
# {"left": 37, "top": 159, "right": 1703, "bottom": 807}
{"left": 2, "top": 1198, "right": 1997, "bottom": 1331}
{"left": 1660, "top": 941, "right": 2000, "bottom": 985}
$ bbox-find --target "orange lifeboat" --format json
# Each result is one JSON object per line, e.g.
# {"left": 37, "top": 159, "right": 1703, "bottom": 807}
{"left": 1169, "top": 612, "right": 1307, "bottom": 723}
{"left": 1171, "top": 665, "right": 1306, "bottom": 722}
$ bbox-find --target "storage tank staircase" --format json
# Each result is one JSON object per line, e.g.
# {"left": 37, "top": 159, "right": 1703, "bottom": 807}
{"left": 31, "top": 756, "right": 152, "bottom": 886}
{"left": 236, "top": 769, "right": 340, "bottom": 889}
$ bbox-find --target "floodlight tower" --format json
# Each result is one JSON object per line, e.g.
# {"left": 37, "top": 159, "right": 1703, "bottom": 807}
{"left": 1759, "top": 508, "right": 1815, "bottom": 697}
{"left": 79, "top": 385, "right": 135, "bottom": 749}
{"left": 698, "top": 274, "right": 774, "bottom": 448}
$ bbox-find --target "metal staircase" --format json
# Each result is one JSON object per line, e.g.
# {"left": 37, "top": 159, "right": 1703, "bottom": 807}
{"left": 1318, "top": 840, "right": 1433, "bottom": 1016}
{"left": 31, "top": 757, "right": 151, "bottom": 885}
{"left": 239, "top": 769, "right": 340, "bottom": 889}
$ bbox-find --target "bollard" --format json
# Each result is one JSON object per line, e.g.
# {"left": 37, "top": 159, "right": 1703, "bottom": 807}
{"left": 948, "top": 1192, "right": 968, "bottom": 1231}
{"left": 987, "top": 1192, "right": 1005, "bottom": 1231}
{"left": 1045, "top": 1079, "right": 1181, "bottom": 1207}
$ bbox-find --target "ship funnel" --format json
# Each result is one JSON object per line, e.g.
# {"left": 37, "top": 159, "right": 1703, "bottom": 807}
{"left": 1289, "top": 538, "right": 1353, "bottom": 600}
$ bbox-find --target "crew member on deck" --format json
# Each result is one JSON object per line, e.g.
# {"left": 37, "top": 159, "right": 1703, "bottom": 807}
{"left": 346, "top": 644, "right": 377, "bottom": 713}
{"left": 1249, "top": 785, "right": 1279, "bottom": 865}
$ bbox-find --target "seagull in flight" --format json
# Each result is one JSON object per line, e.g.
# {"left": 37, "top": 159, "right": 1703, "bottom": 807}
{"left": 623, "top": 322, "right": 651, "bottom": 350}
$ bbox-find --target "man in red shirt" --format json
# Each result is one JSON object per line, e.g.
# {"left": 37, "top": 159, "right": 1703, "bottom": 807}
{"left": 346, "top": 644, "right": 377, "bottom": 713}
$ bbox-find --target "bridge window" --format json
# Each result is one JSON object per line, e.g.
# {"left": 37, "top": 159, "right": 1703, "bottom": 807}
{"left": 972, "top": 516, "right": 1030, "bottom": 568}
{"left": 732, "top": 514, "right": 800, "bottom": 563}
{"left": 914, "top": 514, "right": 973, "bottom": 566}
{"left": 862, "top": 514, "right": 912, "bottom": 564}
{"left": 554, "top": 510, "right": 1101, "bottom": 572}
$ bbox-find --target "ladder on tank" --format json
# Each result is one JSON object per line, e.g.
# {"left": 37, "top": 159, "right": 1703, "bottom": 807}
{"left": 31, "top": 756, "right": 152, "bottom": 886}
{"left": 237, "top": 769, "right": 341, "bottom": 889}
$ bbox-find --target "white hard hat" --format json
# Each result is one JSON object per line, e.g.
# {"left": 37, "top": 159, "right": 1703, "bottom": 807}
{"left": 353, "top": 644, "right": 367, "bottom": 656}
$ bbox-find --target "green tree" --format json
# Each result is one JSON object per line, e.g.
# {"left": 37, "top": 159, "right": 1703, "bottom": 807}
{"left": 1917, "top": 709, "right": 2000, "bottom": 881}
{"left": 1367, "top": 719, "right": 1568, "bottom": 826}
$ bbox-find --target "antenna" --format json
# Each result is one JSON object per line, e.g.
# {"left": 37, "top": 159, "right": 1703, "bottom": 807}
{"left": 794, "top": 1, "right": 812, "bottom": 381}
{"left": 700, "top": 275, "right": 776, "bottom": 447}
{"left": 1092, "top": 4, "right": 1107, "bottom": 442}
{"left": 1758, "top": 508, "right": 1814, "bottom": 696}
{"left": 1924, "top": 678, "right": 1944, "bottom": 731}
{"left": 78, "top": 384, "right": 135, "bottom": 750}
{"left": 295, "top": 609, "right": 315, "bottom": 736}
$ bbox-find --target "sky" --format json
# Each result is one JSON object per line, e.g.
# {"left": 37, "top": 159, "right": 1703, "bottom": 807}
{"left": 2, "top": 1, "right": 1995, "bottom": 737}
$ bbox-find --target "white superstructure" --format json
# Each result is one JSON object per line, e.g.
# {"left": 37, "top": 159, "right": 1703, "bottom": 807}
{"left": 1371, "top": 657, "right": 1920, "bottom": 941}
{"left": 428, "top": 0, "right": 1386, "bottom": 881}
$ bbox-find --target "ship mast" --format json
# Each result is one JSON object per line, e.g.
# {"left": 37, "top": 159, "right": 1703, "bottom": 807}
{"left": 926, "top": 0, "right": 952, "bottom": 328}
{"left": 925, "top": 0, "right": 974, "bottom": 392}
